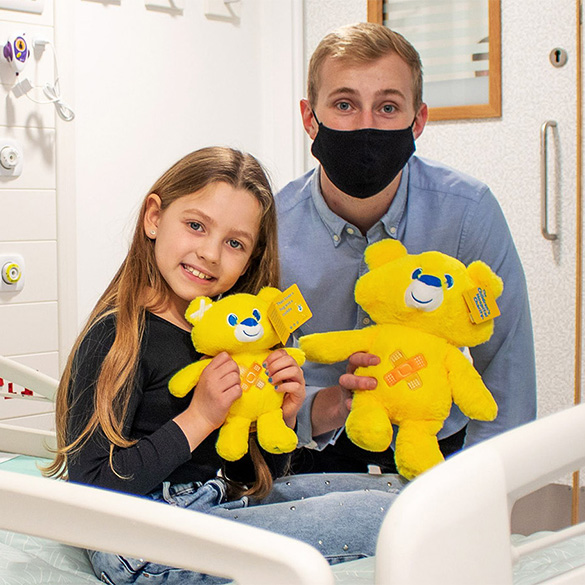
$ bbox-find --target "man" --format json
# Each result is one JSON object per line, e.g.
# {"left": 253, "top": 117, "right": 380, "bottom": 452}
{"left": 276, "top": 22, "right": 536, "bottom": 474}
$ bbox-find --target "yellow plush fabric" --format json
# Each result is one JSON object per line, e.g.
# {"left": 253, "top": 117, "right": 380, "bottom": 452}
{"left": 169, "top": 287, "right": 304, "bottom": 461}
{"left": 300, "top": 240, "right": 501, "bottom": 480}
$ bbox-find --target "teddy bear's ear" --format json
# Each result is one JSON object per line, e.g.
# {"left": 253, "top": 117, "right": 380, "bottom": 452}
{"left": 364, "top": 239, "right": 408, "bottom": 270}
{"left": 185, "top": 296, "right": 213, "bottom": 325}
{"left": 257, "top": 286, "right": 282, "bottom": 303}
{"left": 467, "top": 261, "right": 504, "bottom": 298}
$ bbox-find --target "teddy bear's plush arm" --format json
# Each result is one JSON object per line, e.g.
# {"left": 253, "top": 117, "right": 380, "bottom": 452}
{"left": 299, "top": 328, "right": 377, "bottom": 364}
{"left": 168, "top": 358, "right": 212, "bottom": 398}
{"left": 445, "top": 346, "right": 498, "bottom": 422}
{"left": 284, "top": 347, "right": 306, "bottom": 367}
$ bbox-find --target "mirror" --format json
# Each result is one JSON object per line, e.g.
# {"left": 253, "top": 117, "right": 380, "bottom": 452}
{"left": 368, "top": 0, "right": 502, "bottom": 121}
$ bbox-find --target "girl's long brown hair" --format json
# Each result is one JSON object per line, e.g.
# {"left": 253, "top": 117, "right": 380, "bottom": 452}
{"left": 44, "top": 147, "right": 281, "bottom": 498}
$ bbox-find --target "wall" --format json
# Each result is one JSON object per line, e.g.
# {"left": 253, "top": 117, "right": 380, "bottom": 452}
{"left": 0, "top": 1, "right": 59, "bottom": 383}
{"left": 0, "top": 0, "right": 303, "bottom": 382}
{"left": 60, "top": 1, "right": 302, "bottom": 361}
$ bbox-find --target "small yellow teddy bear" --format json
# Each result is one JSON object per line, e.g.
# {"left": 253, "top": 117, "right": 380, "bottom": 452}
{"left": 169, "top": 287, "right": 305, "bottom": 462}
{"left": 300, "top": 240, "right": 501, "bottom": 480}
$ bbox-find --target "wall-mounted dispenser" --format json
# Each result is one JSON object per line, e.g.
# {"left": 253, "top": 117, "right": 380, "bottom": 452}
{"left": 0, "top": 254, "right": 25, "bottom": 292}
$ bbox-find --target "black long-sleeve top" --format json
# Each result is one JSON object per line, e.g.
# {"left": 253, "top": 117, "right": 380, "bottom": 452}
{"left": 66, "top": 312, "right": 286, "bottom": 495}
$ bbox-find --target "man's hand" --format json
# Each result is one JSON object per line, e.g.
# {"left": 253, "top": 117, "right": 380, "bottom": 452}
{"left": 310, "top": 352, "right": 380, "bottom": 436}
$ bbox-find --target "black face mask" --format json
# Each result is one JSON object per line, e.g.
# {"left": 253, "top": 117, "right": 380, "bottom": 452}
{"left": 310, "top": 111, "right": 416, "bottom": 199}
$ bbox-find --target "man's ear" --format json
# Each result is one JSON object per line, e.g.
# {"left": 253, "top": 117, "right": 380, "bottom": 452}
{"left": 144, "top": 193, "right": 162, "bottom": 239}
{"left": 412, "top": 103, "right": 428, "bottom": 140}
{"left": 300, "top": 99, "right": 319, "bottom": 140}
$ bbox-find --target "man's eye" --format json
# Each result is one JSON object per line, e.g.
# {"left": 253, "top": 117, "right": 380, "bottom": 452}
{"left": 337, "top": 101, "right": 351, "bottom": 111}
{"left": 189, "top": 222, "right": 203, "bottom": 231}
{"left": 228, "top": 239, "right": 243, "bottom": 249}
{"left": 382, "top": 104, "right": 395, "bottom": 114}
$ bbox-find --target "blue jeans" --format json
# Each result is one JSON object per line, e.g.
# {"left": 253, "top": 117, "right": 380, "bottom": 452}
{"left": 88, "top": 472, "right": 405, "bottom": 585}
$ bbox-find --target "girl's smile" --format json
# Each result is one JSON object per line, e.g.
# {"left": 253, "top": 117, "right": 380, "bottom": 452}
{"left": 182, "top": 264, "right": 214, "bottom": 281}
{"left": 144, "top": 181, "right": 262, "bottom": 327}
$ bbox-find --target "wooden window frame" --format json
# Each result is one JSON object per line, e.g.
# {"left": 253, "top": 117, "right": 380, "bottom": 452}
{"left": 368, "top": 0, "right": 502, "bottom": 121}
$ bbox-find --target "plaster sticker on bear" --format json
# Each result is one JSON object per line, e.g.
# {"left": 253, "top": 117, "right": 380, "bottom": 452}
{"left": 463, "top": 286, "right": 501, "bottom": 324}
{"left": 267, "top": 283, "right": 313, "bottom": 344}
{"left": 239, "top": 362, "right": 266, "bottom": 392}
{"left": 384, "top": 350, "right": 427, "bottom": 390}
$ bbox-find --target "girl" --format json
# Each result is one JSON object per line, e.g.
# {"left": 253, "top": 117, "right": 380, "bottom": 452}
{"left": 45, "top": 147, "right": 404, "bottom": 585}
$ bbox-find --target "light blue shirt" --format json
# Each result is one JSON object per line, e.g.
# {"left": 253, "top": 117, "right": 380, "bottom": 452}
{"left": 276, "top": 155, "right": 536, "bottom": 449}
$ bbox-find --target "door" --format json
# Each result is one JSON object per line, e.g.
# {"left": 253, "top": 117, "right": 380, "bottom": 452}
{"left": 417, "top": 0, "right": 580, "bottom": 423}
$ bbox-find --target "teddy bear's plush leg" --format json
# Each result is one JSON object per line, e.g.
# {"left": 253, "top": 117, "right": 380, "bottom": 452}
{"left": 256, "top": 409, "right": 298, "bottom": 454}
{"left": 345, "top": 391, "right": 393, "bottom": 452}
{"left": 216, "top": 415, "right": 252, "bottom": 461}
{"left": 394, "top": 420, "right": 444, "bottom": 480}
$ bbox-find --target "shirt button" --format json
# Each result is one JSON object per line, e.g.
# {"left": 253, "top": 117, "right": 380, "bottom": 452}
{"left": 333, "top": 234, "right": 340, "bottom": 242}
{"left": 363, "top": 317, "right": 371, "bottom": 325}
{"left": 346, "top": 227, "right": 355, "bottom": 235}
{"left": 390, "top": 227, "right": 397, "bottom": 235}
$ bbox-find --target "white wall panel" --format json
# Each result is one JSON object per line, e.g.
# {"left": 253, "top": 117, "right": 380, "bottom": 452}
{"left": 0, "top": 400, "right": 54, "bottom": 420}
{"left": 0, "top": 189, "right": 56, "bottom": 240}
{"left": 0, "top": 125, "right": 54, "bottom": 189}
{"left": 0, "top": 240, "right": 57, "bottom": 302}
{"left": 0, "top": 301, "right": 58, "bottom": 355}
{"left": 0, "top": 0, "right": 53, "bottom": 27}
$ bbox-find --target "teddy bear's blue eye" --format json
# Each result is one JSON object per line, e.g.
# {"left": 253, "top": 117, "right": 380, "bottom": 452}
{"left": 227, "top": 313, "right": 238, "bottom": 327}
{"left": 412, "top": 268, "right": 422, "bottom": 280}
{"left": 445, "top": 274, "right": 454, "bottom": 289}
{"left": 252, "top": 309, "right": 261, "bottom": 321}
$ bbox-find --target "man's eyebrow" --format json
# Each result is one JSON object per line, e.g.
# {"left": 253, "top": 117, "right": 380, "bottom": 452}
{"left": 327, "top": 86, "right": 359, "bottom": 98}
{"left": 375, "top": 88, "right": 407, "bottom": 100}
{"left": 327, "top": 87, "right": 407, "bottom": 100}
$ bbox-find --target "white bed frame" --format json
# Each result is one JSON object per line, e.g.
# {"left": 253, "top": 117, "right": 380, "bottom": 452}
{"left": 0, "top": 354, "right": 57, "bottom": 457}
{"left": 2, "top": 353, "right": 585, "bottom": 585}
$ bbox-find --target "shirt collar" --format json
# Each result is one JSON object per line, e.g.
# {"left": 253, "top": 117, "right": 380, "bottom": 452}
{"left": 310, "top": 163, "right": 410, "bottom": 243}
{"left": 309, "top": 168, "right": 348, "bottom": 245}
{"left": 378, "top": 162, "right": 409, "bottom": 238}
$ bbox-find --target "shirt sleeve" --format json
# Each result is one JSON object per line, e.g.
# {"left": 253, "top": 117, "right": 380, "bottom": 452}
{"left": 295, "top": 385, "right": 337, "bottom": 449}
{"left": 461, "top": 188, "right": 537, "bottom": 446}
{"left": 66, "top": 318, "right": 192, "bottom": 495}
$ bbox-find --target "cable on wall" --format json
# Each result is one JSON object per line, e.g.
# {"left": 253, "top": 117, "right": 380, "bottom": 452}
{"left": 6, "top": 35, "right": 75, "bottom": 122}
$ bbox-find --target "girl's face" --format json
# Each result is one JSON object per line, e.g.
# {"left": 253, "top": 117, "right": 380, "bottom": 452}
{"left": 144, "top": 182, "right": 262, "bottom": 322}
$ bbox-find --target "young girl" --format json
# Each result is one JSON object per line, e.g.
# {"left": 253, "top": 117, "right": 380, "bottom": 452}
{"left": 45, "top": 147, "right": 404, "bottom": 585}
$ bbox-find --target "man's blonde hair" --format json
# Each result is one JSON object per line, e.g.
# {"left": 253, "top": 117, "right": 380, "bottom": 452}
{"left": 307, "top": 22, "right": 423, "bottom": 110}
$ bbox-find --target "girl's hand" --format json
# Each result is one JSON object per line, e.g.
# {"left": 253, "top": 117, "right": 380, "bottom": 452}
{"left": 264, "top": 348, "right": 305, "bottom": 428}
{"left": 174, "top": 352, "right": 242, "bottom": 451}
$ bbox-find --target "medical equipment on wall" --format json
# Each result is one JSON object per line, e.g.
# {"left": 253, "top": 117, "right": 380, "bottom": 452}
{"left": 3, "top": 32, "right": 31, "bottom": 75}
{"left": 1, "top": 31, "right": 75, "bottom": 122}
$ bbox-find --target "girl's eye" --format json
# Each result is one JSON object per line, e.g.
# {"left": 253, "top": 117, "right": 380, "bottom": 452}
{"left": 381, "top": 104, "right": 396, "bottom": 114}
{"left": 228, "top": 239, "right": 243, "bottom": 250}
{"left": 189, "top": 221, "right": 203, "bottom": 232}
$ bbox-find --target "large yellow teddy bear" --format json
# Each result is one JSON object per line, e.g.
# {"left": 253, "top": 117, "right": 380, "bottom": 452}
{"left": 169, "top": 287, "right": 305, "bottom": 461}
{"left": 300, "top": 240, "right": 501, "bottom": 480}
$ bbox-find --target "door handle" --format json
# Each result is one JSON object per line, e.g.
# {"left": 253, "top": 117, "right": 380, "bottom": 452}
{"left": 540, "top": 120, "right": 559, "bottom": 241}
